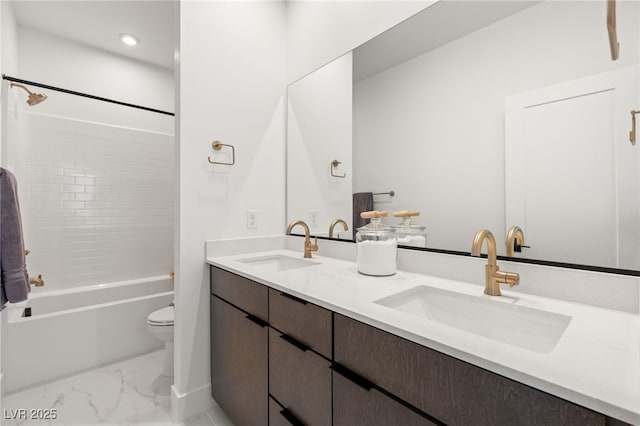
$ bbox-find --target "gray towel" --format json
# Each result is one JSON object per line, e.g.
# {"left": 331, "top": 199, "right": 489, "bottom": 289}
{"left": 0, "top": 167, "right": 30, "bottom": 309}
{"left": 352, "top": 192, "right": 373, "bottom": 240}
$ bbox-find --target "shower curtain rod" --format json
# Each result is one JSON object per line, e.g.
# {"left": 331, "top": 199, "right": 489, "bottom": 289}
{"left": 2, "top": 75, "right": 175, "bottom": 116}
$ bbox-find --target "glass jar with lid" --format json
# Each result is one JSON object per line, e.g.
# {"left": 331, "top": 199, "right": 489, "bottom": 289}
{"left": 356, "top": 210, "right": 397, "bottom": 276}
{"left": 392, "top": 210, "right": 427, "bottom": 248}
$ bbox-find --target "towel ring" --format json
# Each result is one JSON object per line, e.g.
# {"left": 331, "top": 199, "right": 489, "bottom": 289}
{"left": 208, "top": 141, "right": 235, "bottom": 166}
{"left": 331, "top": 160, "right": 346, "bottom": 178}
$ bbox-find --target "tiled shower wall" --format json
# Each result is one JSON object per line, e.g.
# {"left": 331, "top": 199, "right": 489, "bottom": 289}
{"left": 8, "top": 112, "right": 174, "bottom": 291}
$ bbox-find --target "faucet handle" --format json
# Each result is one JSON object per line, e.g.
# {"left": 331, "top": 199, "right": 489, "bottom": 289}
{"left": 495, "top": 270, "right": 520, "bottom": 287}
{"left": 307, "top": 236, "right": 319, "bottom": 251}
{"left": 303, "top": 236, "right": 319, "bottom": 258}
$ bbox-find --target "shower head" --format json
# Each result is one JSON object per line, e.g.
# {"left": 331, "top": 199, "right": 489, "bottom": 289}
{"left": 10, "top": 83, "right": 48, "bottom": 106}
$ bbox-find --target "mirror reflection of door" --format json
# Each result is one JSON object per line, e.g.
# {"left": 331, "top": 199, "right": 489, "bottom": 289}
{"left": 505, "top": 66, "right": 639, "bottom": 269}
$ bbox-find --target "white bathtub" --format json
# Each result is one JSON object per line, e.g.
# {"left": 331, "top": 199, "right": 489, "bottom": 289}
{"left": 4, "top": 276, "right": 174, "bottom": 393}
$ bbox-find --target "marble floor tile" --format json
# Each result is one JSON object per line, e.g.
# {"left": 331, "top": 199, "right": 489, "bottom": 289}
{"left": 1, "top": 351, "right": 216, "bottom": 426}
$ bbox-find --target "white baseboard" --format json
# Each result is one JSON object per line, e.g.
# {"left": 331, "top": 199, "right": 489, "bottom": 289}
{"left": 170, "top": 383, "right": 215, "bottom": 423}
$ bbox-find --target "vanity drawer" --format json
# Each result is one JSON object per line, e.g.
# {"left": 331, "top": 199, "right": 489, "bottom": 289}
{"left": 332, "top": 367, "right": 438, "bottom": 426}
{"left": 210, "top": 266, "right": 268, "bottom": 320}
{"left": 269, "top": 327, "right": 332, "bottom": 426}
{"left": 269, "top": 396, "right": 306, "bottom": 426}
{"left": 269, "top": 288, "right": 332, "bottom": 358}
{"left": 334, "top": 314, "right": 605, "bottom": 426}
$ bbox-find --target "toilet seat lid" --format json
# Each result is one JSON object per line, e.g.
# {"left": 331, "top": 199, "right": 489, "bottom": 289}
{"left": 148, "top": 306, "right": 174, "bottom": 325}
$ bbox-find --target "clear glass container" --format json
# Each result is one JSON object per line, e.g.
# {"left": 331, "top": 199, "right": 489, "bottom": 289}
{"left": 393, "top": 217, "right": 427, "bottom": 248}
{"left": 392, "top": 211, "right": 427, "bottom": 248}
{"left": 356, "top": 212, "right": 397, "bottom": 276}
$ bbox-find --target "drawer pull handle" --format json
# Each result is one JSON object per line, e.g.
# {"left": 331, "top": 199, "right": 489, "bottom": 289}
{"left": 279, "top": 292, "right": 308, "bottom": 305}
{"left": 279, "top": 408, "right": 305, "bottom": 426}
{"left": 331, "top": 363, "right": 374, "bottom": 391}
{"left": 245, "top": 314, "right": 268, "bottom": 328}
{"left": 279, "top": 333, "right": 309, "bottom": 352}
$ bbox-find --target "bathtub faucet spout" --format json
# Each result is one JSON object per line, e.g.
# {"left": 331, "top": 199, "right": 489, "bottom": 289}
{"left": 29, "top": 274, "right": 44, "bottom": 287}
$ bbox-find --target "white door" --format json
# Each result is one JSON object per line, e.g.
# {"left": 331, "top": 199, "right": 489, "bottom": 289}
{"left": 505, "top": 66, "right": 639, "bottom": 269}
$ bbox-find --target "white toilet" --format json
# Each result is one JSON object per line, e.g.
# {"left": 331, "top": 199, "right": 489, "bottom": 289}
{"left": 147, "top": 305, "right": 174, "bottom": 378}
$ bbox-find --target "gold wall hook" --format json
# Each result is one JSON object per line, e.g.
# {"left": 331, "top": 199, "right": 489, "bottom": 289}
{"left": 607, "top": 0, "right": 619, "bottom": 61}
{"left": 208, "top": 141, "right": 235, "bottom": 165}
{"left": 330, "top": 160, "right": 346, "bottom": 178}
{"left": 630, "top": 110, "right": 639, "bottom": 145}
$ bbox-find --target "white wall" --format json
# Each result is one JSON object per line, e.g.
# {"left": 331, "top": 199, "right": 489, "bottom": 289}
{"left": 17, "top": 26, "right": 173, "bottom": 116}
{"left": 354, "top": 0, "right": 639, "bottom": 254}
{"left": 176, "top": 1, "right": 286, "bottom": 420}
{"left": 287, "top": 1, "right": 433, "bottom": 83}
{"left": 287, "top": 52, "right": 353, "bottom": 236}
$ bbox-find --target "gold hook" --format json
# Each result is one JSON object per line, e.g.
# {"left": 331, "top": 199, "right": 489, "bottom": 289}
{"left": 630, "top": 110, "right": 639, "bottom": 145}
{"left": 607, "top": 0, "right": 619, "bottom": 61}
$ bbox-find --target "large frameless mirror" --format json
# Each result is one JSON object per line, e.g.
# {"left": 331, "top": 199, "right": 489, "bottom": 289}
{"left": 286, "top": 0, "right": 640, "bottom": 272}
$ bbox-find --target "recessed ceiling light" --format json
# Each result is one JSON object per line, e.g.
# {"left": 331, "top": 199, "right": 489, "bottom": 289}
{"left": 120, "top": 34, "right": 139, "bottom": 46}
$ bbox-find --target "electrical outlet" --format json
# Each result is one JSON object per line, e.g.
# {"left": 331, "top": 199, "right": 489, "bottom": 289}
{"left": 309, "top": 209, "right": 318, "bottom": 227}
{"left": 247, "top": 210, "right": 258, "bottom": 229}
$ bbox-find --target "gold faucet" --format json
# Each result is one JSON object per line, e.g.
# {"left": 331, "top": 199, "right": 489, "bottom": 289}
{"left": 29, "top": 274, "right": 44, "bottom": 287}
{"left": 329, "top": 219, "right": 348, "bottom": 238}
{"left": 505, "top": 226, "right": 526, "bottom": 257}
{"left": 471, "top": 229, "right": 519, "bottom": 296}
{"left": 286, "top": 220, "right": 318, "bottom": 258}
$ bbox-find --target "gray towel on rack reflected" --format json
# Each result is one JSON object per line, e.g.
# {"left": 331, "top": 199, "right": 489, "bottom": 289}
{"left": 0, "top": 167, "right": 30, "bottom": 309}
{"left": 352, "top": 192, "right": 373, "bottom": 240}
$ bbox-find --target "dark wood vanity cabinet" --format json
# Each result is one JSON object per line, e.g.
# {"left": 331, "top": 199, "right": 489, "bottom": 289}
{"left": 210, "top": 268, "right": 269, "bottom": 426}
{"left": 210, "top": 266, "right": 628, "bottom": 426}
{"left": 334, "top": 313, "right": 607, "bottom": 426}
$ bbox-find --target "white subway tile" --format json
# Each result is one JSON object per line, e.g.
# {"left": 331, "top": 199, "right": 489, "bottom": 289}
{"left": 19, "top": 114, "right": 174, "bottom": 290}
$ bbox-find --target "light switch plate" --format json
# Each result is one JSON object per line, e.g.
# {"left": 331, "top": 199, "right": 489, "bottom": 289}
{"left": 247, "top": 210, "right": 258, "bottom": 229}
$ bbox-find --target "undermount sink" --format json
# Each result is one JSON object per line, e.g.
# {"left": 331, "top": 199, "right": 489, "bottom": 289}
{"left": 374, "top": 286, "right": 571, "bottom": 353}
{"left": 237, "top": 254, "right": 319, "bottom": 272}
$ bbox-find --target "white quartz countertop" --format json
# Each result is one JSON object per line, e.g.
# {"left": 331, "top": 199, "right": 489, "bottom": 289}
{"left": 206, "top": 249, "right": 640, "bottom": 424}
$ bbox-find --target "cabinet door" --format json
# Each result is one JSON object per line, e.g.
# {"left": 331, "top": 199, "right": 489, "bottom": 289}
{"left": 333, "top": 367, "right": 437, "bottom": 426}
{"left": 211, "top": 295, "right": 268, "bottom": 426}
{"left": 269, "top": 327, "right": 332, "bottom": 426}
